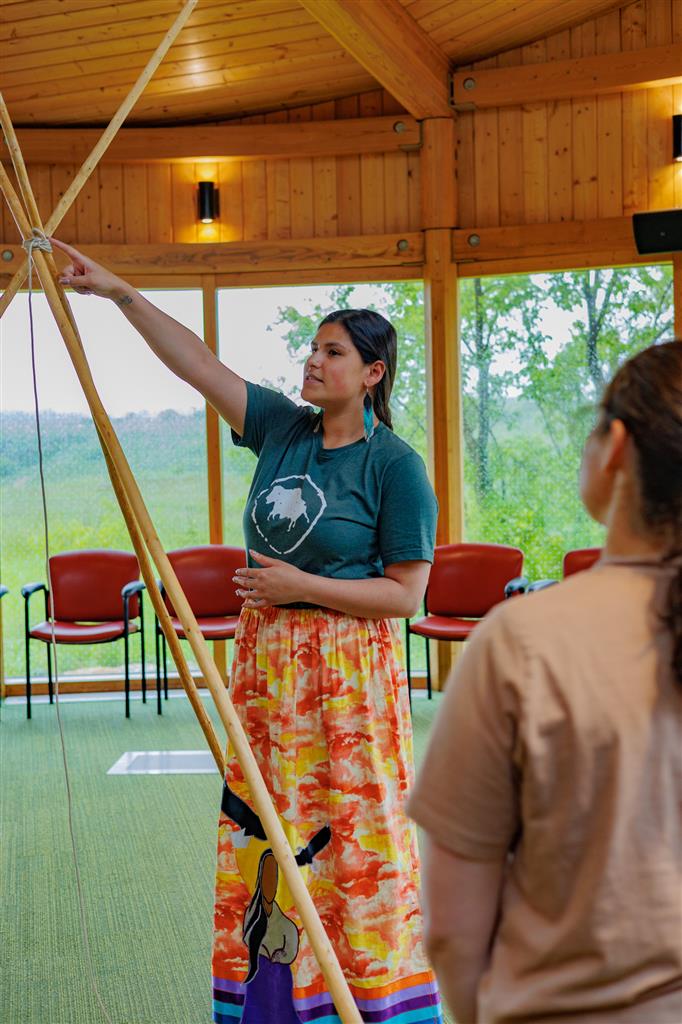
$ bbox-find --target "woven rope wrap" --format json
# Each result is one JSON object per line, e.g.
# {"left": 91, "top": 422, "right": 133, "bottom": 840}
{"left": 22, "top": 227, "right": 52, "bottom": 256}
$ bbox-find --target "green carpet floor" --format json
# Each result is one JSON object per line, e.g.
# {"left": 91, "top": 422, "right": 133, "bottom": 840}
{"left": 1, "top": 691, "right": 447, "bottom": 1024}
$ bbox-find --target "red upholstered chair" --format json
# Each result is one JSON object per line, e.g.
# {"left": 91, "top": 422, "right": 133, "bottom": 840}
{"left": 406, "top": 542, "right": 524, "bottom": 699}
{"left": 563, "top": 547, "right": 602, "bottom": 577}
{"left": 155, "top": 545, "right": 244, "bottom": 703}
{"left": 21, "top": 550, "right": 145, "bottom": 720}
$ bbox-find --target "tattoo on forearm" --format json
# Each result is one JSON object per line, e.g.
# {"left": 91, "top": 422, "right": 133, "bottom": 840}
{"left": 116, "top": 294, "right": 133, "bottom": 308}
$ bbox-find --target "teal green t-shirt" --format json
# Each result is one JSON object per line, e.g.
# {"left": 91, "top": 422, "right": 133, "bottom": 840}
{"left": 233, "top": 383, "right": 438, "bottom": 580}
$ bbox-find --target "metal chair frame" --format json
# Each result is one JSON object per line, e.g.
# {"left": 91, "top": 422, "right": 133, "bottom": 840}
{"left": 22, "top": 579, "right": 146, "bottom": 719}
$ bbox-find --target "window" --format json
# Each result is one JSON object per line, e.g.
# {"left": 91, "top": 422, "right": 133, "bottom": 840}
{"left": 1, "top": 289, "right": 205, "bottom": 680}
{"left": 217, "top": 281, "right": 428, "bottom": 543}
{"left": 460, "top": 264, "right": 674, "bottom": 578}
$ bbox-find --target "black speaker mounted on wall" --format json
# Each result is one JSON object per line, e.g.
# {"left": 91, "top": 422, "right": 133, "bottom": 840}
{"left": 632, "top": 209, "right": 682, "bottom": 254}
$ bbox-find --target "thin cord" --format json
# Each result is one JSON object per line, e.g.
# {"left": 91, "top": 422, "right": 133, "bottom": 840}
{"left": 25, "top": 235, "right": 115, "bottom": 1024}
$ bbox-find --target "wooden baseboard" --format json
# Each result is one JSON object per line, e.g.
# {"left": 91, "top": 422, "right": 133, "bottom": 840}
{"left": 5, "top": 671, "right": 431, "bottom": 698}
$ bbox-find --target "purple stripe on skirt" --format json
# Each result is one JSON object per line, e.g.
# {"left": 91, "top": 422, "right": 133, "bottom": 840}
{"left": 297, "top": 991, "right": 439, "bottom": 1023}
{"left": 295, "top": 980, "right": 438, "bottom": 1013}
{"left": 213, "top": 976, "right": 247, "bottom": 995}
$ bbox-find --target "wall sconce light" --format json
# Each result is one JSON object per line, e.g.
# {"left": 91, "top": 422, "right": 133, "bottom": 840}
{"left": 197, "top": 181, "right": 219, "bottom": 223}
{"left": 674, "top": 114, "right": 682, "bottom": 162}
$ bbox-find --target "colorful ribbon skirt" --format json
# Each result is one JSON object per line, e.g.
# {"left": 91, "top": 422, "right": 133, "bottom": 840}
{"left": 212, "top": 606, "right": 442, "bottom": 1023}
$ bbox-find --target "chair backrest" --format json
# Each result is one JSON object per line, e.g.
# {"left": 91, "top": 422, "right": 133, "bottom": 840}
{"left": 563, "top": 547, "right": 602, "bottom": 577}
{"left": 49, "top": 550, "right": 140, "bottom": 621}
{"left": 426, "top": 542, "right": 524, "bottom": 618}
{"left": 164, "top": 546, "right": 245, "bottom": 618}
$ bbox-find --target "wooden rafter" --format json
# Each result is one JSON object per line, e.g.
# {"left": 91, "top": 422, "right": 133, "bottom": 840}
{"left": 0, "top": 233, "right": 424, "bottom": 277}
{"left": 13, "top": 115, "right": 420, "bottom": 164}
{"left": 451, "top": 42, "right": 682, "bottom": 109}
{"left": 298, "top": 0, "right": 452, "bottom": 120}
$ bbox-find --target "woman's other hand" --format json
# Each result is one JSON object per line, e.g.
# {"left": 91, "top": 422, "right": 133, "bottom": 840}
{"left": 234, "top": 551, "right": 307, "bottom": 608}
{"left": 51, "top": 238, "right": 131, "bottom": 302}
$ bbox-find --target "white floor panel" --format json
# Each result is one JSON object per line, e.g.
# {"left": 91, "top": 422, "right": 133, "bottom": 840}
{"left": 107, "top": 750, "right": 219, "bottom": 775}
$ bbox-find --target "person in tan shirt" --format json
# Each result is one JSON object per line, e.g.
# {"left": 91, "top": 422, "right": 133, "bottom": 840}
{"left": 408, "top": 340, "right": 682, "bottom": 1024}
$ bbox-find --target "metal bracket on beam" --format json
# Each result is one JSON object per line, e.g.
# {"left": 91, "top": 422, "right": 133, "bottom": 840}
{"left": 449, "top": 71, "right": 476, "bottom": 110}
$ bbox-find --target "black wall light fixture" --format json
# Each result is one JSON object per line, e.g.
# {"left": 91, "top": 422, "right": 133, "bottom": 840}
{"left": 674, "top": 113, "right": 682, "bottom": 162}
{"left": 197, "top": 181, "right": 219, "bottom": 223}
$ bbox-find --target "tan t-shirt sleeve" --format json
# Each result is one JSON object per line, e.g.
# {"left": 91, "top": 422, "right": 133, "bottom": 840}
{"left": 407, "top": 606, "right": 524, "bottom": 860}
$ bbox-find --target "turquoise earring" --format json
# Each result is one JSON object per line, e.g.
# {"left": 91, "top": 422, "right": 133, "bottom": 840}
{"left": 363, "top": 390, "right": 375, "bottom": 442}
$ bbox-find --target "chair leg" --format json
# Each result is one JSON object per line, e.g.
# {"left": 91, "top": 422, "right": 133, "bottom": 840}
{"left": 425, "top": 638, "right": 432, "bottom": 700}
{"left": 124, "top": 630, "right": 130, "bottom": 719}
{"left": 154, "top": 618, "right": 162, "bottom": 716}
{"left": 25, "top": 633, "right": 31, "bottom": 721}
{"left": 47, "top": 642, "right": 53, "bottom": 704}
{"left": 404, "top": 620, "right": 412, "bottom": 710}
{"left": 162, "top": 633, "right": 168, "bottom": 700}
{"left": 139, "top": 601, "right": 146, "bottom": 705}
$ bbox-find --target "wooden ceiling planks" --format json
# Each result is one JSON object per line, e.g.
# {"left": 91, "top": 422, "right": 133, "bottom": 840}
{"left": 402, "top": 0, "right": 628, "bottom": 62}
{"left": 0, "top": 0, "right": 637, "bottom": 126}
{"left": 2, "top": 1, "right": 378, "bottom": 124}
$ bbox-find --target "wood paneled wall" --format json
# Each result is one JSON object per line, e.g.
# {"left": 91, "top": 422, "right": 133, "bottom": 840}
{"left": 457, "top": 0, "right": 682, "bottom": 228}
{"left": 0, "top": 90, "right": 421, "bottom": 247}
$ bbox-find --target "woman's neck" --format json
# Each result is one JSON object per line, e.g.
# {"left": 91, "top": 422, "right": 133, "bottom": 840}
{"left": 603, "top": 475, "right": 667, "bottom": 558}
{"left": 320, "top": 403, "right": 372, "bottom": 449}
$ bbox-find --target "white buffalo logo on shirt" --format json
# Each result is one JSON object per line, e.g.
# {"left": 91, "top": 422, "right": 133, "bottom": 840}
{"left": 252, "top": 474, "right": 326, "bottom": 555}
{"left": 265, "top": 485, "right": 310, "bottom": 532}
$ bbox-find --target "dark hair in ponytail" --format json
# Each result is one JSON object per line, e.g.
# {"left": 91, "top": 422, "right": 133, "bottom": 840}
{"left": 598, "top": 340, "right": 682, "bottom": 685}
{"left": 319, "top": 309, "right": 397, "bottom": 429}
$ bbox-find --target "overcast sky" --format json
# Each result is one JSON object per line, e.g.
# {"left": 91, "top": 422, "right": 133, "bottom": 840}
{"left": 1, "top": 283, "right": 393, "bottom": 417}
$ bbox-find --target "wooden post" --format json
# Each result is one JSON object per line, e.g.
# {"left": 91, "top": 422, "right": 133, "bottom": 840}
{"left": 421, "top": 118, "right": 463, "bottom": 689}
{"left": 202, "top": 273, "right": 227, "bottom": 680}
{"left": 674, "top": 253, "right": 682, "bottom": 338}
{"left": 0, "top": 598, "right": 5, "bottom": 702}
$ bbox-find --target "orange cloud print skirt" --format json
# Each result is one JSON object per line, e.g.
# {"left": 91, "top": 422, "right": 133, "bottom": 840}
{"left": 212, "top": 606, "right": 442, "bottom": 1024}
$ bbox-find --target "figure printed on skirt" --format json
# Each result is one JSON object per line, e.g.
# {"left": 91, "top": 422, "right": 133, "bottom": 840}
{"left": 221, "top": 781, "right": 332, "bottom": 1023}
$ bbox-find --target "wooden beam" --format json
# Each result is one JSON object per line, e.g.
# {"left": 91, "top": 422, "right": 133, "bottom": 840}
{"left": 424, "top": 228, "right": 462, "bottom": 690}
{"left": 456, "top": 249, "right": 673, "bottom": 279}
{"left": 0, "top": 264, "right": 423, "bottom": 292}
{"left": 203, "top": 271, "right": 227, "bottom": 683}
{"left": 17, "top": 233, "right": 423, "bottom": 276}
{"left": 202, "top": 273, "right": 223, "bottom": 547}
{"left": 453, "top": 217, "right": 640, "bottom": 264}
{"left": 451, "top": 42, "right": 682, "bottom": 109}
{"left": 13, "top": 116, "right": 420, "bottom": 165}
{"left": 671, "top": 252, "right": 675, "bottom": 339}
{"left": 299, "top": 0, "right": 451, "bottom": 119}
{"left": 421, "top": 111, "right": 461, "bottom": 690}
{"left": 421, "top": 118, "right": 456, "bottom": 230}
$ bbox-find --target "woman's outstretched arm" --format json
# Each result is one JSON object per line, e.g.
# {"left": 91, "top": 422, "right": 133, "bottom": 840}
{"left": 52, "top": 238, "right": 247, "bottom": 436}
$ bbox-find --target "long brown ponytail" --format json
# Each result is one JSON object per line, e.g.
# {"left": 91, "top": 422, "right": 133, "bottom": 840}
{"left": 599, "top": 340, "right": 682, "bottom": 685}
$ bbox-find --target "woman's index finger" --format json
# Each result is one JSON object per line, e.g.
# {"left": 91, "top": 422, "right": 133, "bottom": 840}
{"left": 50, "top": 237, "right": 87, "bottom": 263}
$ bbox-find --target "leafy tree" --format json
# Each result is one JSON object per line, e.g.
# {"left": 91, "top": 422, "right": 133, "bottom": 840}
{"left": 459, "top": 275, "right": 545, "bottom": 500}
{"left": 466, "top": 264, "right": 673, "bottom": 577}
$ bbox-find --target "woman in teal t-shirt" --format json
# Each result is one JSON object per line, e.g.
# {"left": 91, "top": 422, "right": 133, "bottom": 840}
{"left": 54, "top": 241, "right": 442, "bottom": 1024}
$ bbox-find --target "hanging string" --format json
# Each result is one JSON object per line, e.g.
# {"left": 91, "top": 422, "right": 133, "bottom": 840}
{"left": 24, "top": 232, "right": 115, "bottom": 1024}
